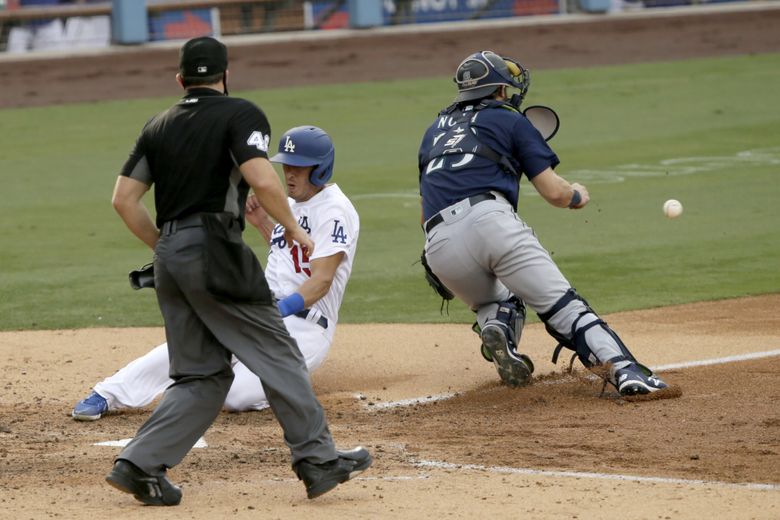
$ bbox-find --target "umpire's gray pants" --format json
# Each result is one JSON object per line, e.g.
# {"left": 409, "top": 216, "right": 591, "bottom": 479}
{"left": 118, "top": 225, "right": 337, "bottom": 476}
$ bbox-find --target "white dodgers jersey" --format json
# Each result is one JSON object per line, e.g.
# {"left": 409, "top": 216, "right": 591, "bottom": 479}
{"left": 266, "top": 184, "right": 359, "bottom": 327}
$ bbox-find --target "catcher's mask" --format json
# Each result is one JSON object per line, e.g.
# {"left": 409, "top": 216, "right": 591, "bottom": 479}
{"left": 270, "top": 126, "right": 335, "bottom": 186}
{"left": 453, "top": 50, "right": 530, "bottom": 107}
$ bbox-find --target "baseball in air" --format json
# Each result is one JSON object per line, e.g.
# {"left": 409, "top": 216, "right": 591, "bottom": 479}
{"left": 663, "top": 199, "right": 683, "bottom": 219}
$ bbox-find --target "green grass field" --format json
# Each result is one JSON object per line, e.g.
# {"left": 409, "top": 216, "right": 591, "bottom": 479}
{"left": 1, "top": 53, "right": 778, "bottom": 330}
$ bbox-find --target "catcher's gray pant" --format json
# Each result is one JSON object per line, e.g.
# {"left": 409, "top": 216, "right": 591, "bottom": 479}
{"left": 423, "top": 193, "right": 628, "bottom": 365}
{"left": 117, "top": 224, "right": 337, "bottom": 476}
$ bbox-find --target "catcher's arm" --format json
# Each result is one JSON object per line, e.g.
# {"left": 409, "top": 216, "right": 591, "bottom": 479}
{"left": 530, "top": 168, "right": 589, "bottom": 210}
{"left": 240, "top": 157, "right": 314, "bottom": 257}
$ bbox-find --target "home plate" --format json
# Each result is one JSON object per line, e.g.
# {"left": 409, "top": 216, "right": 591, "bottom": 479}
{"left": 94, "top": 437, "right": 208, "bottom": 448}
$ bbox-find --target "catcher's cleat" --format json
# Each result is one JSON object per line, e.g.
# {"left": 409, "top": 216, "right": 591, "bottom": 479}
{"left": 295, "top": 447, "right": 372, "bottom": 499}
{"left": 481, "top": 323, "right": 534, "bottom": 387}
{"left": 612, "top": 363, "right": 668, "bottom": 396}
{"left": 106, "top": 459, "right": 182, "bottom": 506}
{"left": 72, "top": 391, "right": 109, "bottom": 421}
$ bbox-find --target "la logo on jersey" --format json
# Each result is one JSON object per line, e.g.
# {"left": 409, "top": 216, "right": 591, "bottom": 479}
{"left": 247, "top": 131, "right": 270, "bottom": 152}
{"left": 331, "top": 220, "right": 347, "bottom": 244}
{"left": 283, "top": 135, "right": 296, "bottom": 153}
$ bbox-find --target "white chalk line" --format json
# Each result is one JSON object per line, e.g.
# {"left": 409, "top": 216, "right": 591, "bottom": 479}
{"left": 414, "top": 460, "right": 780, "bottom": 491}
{"left": 94, "top": 436, "right": 208, "bottom": 448}
{"left": 241, "top": 462, "right": 779, "bottom": 492}
{"left": 360, "top": 348, "right": 780, "bottom": 410}
{"left": 356, "top": 392, "right": 458, "bottom": 410}
{"left": 262, "top": 474, "right": 432, "bottom": 485}
{"left": 651, "top": 348, "right": 780, "bottom": 372}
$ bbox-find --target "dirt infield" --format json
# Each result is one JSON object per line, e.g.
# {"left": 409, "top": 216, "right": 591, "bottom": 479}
{"left": 1, "top": 5, "right": 779, "bottom": 518}
{"left": 1, "top": 295, "right": 779, "bottom": 518}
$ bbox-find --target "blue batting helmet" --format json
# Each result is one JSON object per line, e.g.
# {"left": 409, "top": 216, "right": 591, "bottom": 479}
{"left": 453, "top": 50, "right": 530, "bottom": 104}
{"left": 270, "top": 126, "right": 335, "bottom": 187}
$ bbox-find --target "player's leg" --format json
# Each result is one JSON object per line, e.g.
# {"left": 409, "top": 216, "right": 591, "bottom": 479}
{"left": 193, "top": 297, "right": 338, "bottom": 467}
{"left": 479, "top": 204, "right": 667, "bottom": 395}
{"left": 223, "top": 360, "right": 267, "bottom": 412}
{"left": 284, "top": 316, "right": 332, "bottom": 373}
{"left": 424, "top": 200, "right": 532, "bottom": 386}
{"left": 474, "top": 295, "right": 533, "bottom": 384}
{"left": 73, "top": 342, "right": 174, "bottom": 420}
{"left": 116, "top": 230, "right": 234, "bottom": 479}
{"left": 188, "top": 293, "right": 342, "bottom": 471}
{"left": 537, "top": 289, "right": 668, "bottom": 395}
{"left": 95, "top": 343, "right": 174, "bottom": 409}
{"left": 223, "top": 318, "right": 331, "bottom": 412}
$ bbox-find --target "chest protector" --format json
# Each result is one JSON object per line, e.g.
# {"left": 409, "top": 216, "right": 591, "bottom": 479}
{"left": 425, "top": 101, "right": 519, "bottom": 178}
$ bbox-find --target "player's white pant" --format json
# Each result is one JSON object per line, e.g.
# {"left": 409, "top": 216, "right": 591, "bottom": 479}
{"left": 94, "top": 315, "right": 332, "bottom": 412}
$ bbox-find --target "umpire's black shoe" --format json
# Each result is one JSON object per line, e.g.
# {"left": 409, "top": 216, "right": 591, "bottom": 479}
{"left": 106, "top": 459, "right": 182, "bottom": 506}
{"left": 295, "top": 447, "right": 373, "bottom": 499}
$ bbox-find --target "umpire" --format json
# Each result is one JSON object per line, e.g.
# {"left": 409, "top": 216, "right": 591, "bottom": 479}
{"left": 108, "top": 36, "right": 371, "bottom": 506}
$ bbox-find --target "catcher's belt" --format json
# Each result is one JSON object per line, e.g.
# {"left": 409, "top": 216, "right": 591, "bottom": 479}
{"left": 423, "top": 192, "right": 496, "bottom": 233}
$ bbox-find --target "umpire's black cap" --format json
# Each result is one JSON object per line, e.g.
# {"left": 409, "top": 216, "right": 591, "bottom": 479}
{"left": 179, "top": 36, "right": 228, "bottom": 77}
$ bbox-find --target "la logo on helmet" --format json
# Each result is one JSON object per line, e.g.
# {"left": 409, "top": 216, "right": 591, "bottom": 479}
{"left": 284, "top": 135, "right": 296, "bottom": 153}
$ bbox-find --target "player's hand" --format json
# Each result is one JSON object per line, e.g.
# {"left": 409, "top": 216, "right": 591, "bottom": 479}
{"left": 569, "top": 182, "right": 590, "bottom": 209}
{"left": 245, "top": 193, "right": 270, "bottom": 229}
{"left": 285, "top": 225, "right": 315, "bottom": 257}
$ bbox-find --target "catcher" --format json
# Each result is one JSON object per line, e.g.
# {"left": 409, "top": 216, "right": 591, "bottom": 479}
{"left": 418, "top": 50, "right": 670, "bottom": 396}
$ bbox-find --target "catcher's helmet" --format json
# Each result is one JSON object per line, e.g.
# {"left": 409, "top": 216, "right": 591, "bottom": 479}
{"left": 270, "top": 126, "right": 335, "bottom": 186}
{"left": 453, "top": 50, "right": 529, "bottom": 104}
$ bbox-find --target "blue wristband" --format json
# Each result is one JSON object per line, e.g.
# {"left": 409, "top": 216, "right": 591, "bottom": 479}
{"left": 568, "top": 189, "right": 582, "bottom": 208}
{"left": 278, "top": 292, "right": 305, "bottom": 318}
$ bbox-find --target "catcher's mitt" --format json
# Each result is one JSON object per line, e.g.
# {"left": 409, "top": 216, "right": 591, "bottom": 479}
{"left": 129, "top": 262, "right": 155, "bottom": 290}
{"left": 421, "top": 250, "right": 454, "bottom": 301}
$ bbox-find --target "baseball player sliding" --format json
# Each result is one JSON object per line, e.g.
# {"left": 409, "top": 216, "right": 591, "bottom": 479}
{"left": 419, "top": 51, "right": 669, "bottom": 396}
{"left": 73, "top": 126, "right": 359, "bottom": 420}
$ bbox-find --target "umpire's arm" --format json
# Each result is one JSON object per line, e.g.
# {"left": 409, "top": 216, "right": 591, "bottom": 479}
{"left": 112, "top": 176, "right": 159, "bottom": 250}
{"left": 239, "top": 158, "right": 315, "bottom": 256}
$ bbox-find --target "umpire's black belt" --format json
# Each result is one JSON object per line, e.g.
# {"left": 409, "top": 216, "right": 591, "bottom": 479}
{"left": 161, "top": 212, "right": 239, "bottom": 236}
{"left": 161, "top": 213, "right": 205, "bottom": 236}
{"left": 423, "top": 192, "right": 496, "bottom": 234}
{"left": 294, "top": 309, "right": 329, "bottom": 329}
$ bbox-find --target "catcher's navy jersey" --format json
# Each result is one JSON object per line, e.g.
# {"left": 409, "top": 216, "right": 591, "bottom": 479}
{"left": 418, "top": 102, "right": 559, "bottom": 220}
{"left": 120, "top": 88, "right": 271, "bottom": 228}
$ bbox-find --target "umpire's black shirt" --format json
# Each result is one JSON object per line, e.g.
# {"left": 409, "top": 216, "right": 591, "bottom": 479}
{"left": 120, "top": 88, "right": 271, "bottom": 228}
